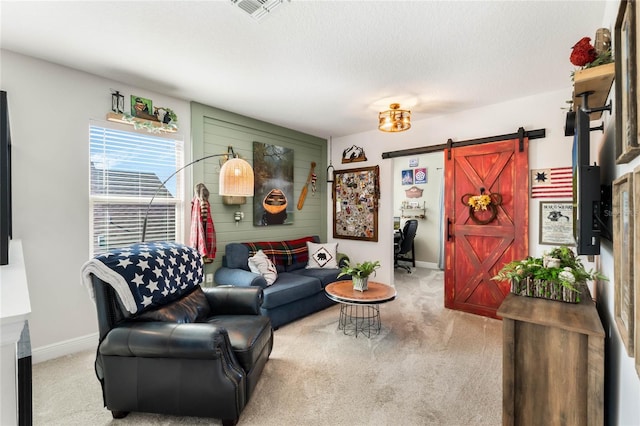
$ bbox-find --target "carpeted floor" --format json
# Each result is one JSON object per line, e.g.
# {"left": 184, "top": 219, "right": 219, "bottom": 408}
{"left": 33, "top": 268, "right": 503, "bottom": 425}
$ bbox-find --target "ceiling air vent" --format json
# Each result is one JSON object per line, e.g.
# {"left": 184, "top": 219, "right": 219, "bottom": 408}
{"left": 230, "top": 0, "right": 285, "bottom": 21}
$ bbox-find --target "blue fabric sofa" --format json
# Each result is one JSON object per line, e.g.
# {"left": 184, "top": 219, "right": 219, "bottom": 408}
{"left": 214, "top": 236, "right": 349, "bottom": 329}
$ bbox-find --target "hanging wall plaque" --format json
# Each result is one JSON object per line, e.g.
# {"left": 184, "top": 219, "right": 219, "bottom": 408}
{"left": 333, "top": 166, "right": 379, "bottom": 241}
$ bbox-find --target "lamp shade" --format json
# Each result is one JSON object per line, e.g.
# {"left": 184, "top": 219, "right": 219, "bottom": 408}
{"left": 219, "top": 157, "right": 254, "bottom": 196}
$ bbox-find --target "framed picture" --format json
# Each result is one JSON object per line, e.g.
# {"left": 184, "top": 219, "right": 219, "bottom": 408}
{"left": 613, "top": 173, "right": 634, "bottom": 356}
{"left": 401, "top": 169, "right": 413, "bottom": 185}
{"left": 333, "top": 166, "right": 379, "bottom": 241}
{"left": 253, "top": 142, "right": 294, "bottom": 226}
{"left": 538, "top": 201, "right": 574, "bottom": 245}
{"left": 409, "top": 157, "right": 419, "bottom": 167}
{"left": 130, "top": 95, "right": 155, "bottom": 120}
{"left": 633, "top": 166, "right": 640, "bottom": 376}
{"left": 615, "top": 0, "right": 640, "bottom": 164}
{"left": 414, "top": 167, "right": 427, "bottom": 184}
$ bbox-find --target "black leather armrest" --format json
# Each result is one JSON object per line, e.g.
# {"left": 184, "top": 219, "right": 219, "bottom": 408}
{"left": 202, "top": 286, "right": 263, "bottom": 315}
{"left": 99, "top": 322, "right": 230, "bottom": 359}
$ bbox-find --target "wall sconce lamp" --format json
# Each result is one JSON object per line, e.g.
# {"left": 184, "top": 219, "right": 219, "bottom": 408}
{"left": 141, "top": 145, "right": 254, "bottom": 241}
{"left": 378, "top": 103, "right": 411, "bottom": 132}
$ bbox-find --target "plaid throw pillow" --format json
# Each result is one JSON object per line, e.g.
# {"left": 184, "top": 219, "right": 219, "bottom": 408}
{"left": 242, "top": 236, "right": 314, "bottom": 267}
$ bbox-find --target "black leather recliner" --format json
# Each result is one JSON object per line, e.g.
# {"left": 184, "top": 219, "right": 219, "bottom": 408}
{"left": 90, "top": 270, "right": 273, "bottom": 425}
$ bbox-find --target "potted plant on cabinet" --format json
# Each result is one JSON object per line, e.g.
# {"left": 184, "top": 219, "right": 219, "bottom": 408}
{"left": 338, "top": 260, "right": 381, "bottom": 292}
{"left": 493, "top": 246, "right": 607, "bottom": 303}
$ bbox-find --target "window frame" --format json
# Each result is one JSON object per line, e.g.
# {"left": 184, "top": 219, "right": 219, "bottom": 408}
{"left": 89, "top": 122, "right": 184, "bottom": 256}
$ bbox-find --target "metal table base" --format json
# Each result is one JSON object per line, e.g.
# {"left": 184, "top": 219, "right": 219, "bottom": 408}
{"left": 337, "top": 303, "right": 381, "bottom": 338}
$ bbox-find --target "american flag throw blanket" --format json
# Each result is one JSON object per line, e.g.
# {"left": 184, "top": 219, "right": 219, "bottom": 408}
{"left": 81, "top": 241, "right": 204, "bottom": 314}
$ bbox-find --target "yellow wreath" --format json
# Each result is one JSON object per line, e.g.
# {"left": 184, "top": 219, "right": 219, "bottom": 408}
{"left": 460, "top": 192, "right": 502, "bottom": 225}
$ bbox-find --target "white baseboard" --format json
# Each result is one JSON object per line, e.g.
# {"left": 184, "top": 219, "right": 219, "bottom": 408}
{"left": 32, "top": 333, "right": 98, "bottom": 364}
{"left": 396, "top": 260, "right": 440, "bottom": 270}
{"left": 416, "top": 261, "right": 439, "bottom": 269}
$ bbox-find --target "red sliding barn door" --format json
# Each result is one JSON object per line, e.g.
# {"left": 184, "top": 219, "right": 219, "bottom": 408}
{"left": 444, "top": 138, "right": 529, "bottom": 319}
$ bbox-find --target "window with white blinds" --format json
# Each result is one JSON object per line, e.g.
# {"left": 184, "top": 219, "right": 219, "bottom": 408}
{"left": 89, "top": 125, "right": 184, "bottom": 255}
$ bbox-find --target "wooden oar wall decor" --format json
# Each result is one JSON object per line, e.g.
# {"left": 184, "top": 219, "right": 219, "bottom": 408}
{"left": 297, "top": 161, "right": 316, "bottom": 210}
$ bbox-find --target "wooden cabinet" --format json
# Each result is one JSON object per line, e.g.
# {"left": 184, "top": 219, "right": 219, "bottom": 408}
{"left": 497, "top": 290, "right": 604, "bottom": 426}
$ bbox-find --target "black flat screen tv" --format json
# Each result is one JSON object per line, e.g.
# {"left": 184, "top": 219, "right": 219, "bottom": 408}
{"left": 1, "top": 90, "right": 12, "bottom": 265}
{"left": 572, "top": 108, "right": 601, "bottom": 255}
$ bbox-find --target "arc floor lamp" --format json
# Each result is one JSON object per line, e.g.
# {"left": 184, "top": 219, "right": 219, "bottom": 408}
{"left": 141, "top": 146, "right": 254, "bottom": 242}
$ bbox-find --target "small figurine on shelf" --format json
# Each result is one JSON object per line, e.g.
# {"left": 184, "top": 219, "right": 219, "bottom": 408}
{"left": 154, "top": 107, "right": 178, "bottom": 125}
{"left": 111, "top": 90, "right": 124, "bottom": 114}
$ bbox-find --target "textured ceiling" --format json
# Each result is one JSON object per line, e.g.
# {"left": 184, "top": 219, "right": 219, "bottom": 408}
{"left": 0, "top": 1, "right": 607, "bottom": 138}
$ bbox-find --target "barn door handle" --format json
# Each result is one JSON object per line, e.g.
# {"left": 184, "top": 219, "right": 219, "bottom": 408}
{"left": 447, "top": 218, "right": 453, "bottom": 241}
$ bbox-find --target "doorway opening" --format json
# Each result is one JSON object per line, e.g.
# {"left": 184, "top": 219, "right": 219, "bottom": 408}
{"left": 392, "top": 152, "right": 445, "bottom": 273}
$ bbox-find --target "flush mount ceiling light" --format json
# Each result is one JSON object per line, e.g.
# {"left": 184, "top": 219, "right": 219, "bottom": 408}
{"left": 378, "top": 103, "right": 411, "bottom": 132}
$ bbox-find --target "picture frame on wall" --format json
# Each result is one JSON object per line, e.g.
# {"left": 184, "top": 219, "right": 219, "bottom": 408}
{"left": 414, "top": 167, "right": 428, "bottom": 184}
{"left": 633, "top": 166, "right": 640, "bottom": 376}
{"left": 613, "top": 173, "right": 634, "bottom": 357}
{"left": 538, "top": 201, "right": 574, "bottom": 245}
{"left": 131, "top": 95, "right": 155, "bottom": 120}
{"left": 333, "top": 166, "right": 379, "bottom": 242}
{"left": 401, "top": 169, "right": 413, "bottom": 185}
{"left": 615, "top": 0, "right": 640, "bottom": 164}
{"left": 253, "top": 141, "right": 294, "bottom": 226}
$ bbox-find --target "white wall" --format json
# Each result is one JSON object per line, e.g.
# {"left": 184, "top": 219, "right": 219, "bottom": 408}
{"left": 0, "top": 50, "right": 191, "bottom": 361}
{"left": 330, "top": 88, "right": 577, "bottom": 286}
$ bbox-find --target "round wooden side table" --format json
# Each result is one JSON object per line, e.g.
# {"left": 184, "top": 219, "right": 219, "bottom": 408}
{"left": 325, "top": 281, "right": 396, "bottom": 338}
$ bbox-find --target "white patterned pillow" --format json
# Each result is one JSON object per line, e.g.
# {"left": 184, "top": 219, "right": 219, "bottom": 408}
{"left": 248, "top": 250, "right": 278, "bottom": 285}
{"left": 306, "top": 242, "right": 338, "bottom": 269}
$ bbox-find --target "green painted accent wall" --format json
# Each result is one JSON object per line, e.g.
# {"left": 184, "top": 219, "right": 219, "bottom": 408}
{"left": 190, "top": 102, "right": 328, "bottom": 279}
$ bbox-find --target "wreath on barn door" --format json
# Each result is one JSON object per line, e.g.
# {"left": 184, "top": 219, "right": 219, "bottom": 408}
{"left": 460, "top": 188, "right": 502, "bottom": 225}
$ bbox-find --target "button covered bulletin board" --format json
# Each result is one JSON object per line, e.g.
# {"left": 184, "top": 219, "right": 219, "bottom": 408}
{"left": 333, "top": 165, "right": 380, "bottom": 242}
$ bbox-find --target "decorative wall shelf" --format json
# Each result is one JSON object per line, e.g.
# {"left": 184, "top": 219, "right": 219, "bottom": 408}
{"left": 401, "top": 203, "right": 426, "bottom": 219}
{"left": 106, "top": 112, "right": 177, "bottom": 133}
{"left": 573, "top": 62, "right": 615, "bottom": 120}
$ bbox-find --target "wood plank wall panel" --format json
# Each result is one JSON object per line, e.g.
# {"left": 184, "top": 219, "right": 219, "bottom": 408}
{"left": 191, "top": 103, "right": 328, "bottom": 281}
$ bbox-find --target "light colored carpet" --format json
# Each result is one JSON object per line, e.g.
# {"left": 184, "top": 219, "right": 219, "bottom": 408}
{"left": 33, "top": 268, "right": 503, "bottom": 425}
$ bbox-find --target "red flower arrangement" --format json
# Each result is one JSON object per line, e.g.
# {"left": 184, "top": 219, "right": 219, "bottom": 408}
{"left": 569, "top": 37, "right": 613, "bottom": 68}
{"left": 570, "top": 37, "right": 598, "bottom": 67}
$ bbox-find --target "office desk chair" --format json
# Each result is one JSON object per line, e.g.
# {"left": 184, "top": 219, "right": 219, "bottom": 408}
{"left": 394, "top": 219, "right": 418, "bottom": 273}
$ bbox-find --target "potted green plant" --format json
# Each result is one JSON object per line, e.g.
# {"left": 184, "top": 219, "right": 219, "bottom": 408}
{"left": 338, "top": 260, "right": 381, "bottom": 292}
{"left": 493, "top": 246, "right": 607, "bottom": 303}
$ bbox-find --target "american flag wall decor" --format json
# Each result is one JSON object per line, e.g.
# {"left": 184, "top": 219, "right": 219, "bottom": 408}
{"left": 531, "top": 167, "right": 574, "bottom": 199}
